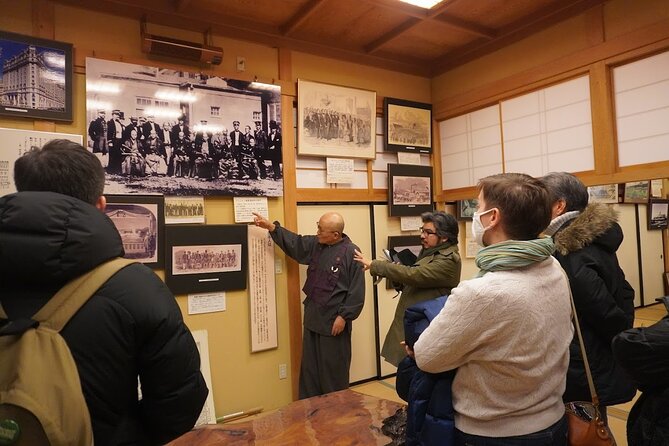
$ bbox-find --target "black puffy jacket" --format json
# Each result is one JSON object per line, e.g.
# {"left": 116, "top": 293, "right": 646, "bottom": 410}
{"left": 553, "top": 203, "right": 636, "bottom": 405}
{"left": 0, "top": 192, "right": 208, "bottom": 445}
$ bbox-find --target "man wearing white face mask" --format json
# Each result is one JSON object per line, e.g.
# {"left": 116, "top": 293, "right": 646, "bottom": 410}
{"left": 412, "top": 173, "right": 573, "bottom": 445}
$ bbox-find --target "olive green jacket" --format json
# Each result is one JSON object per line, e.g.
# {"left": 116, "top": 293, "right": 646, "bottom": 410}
{"left": 370, "top": 241, "right": 461, "bottom": 367}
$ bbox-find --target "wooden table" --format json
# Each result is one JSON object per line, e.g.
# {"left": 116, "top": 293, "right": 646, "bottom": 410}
{"left": 168, "top": 389, "right": 405, "bottom": 445}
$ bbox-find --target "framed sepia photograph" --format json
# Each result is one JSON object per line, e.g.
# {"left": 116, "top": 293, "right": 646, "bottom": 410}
{"left": 647, "top": 198, "right": 669, "bottom": 230}
{"left": 587, "top": 184, "right": 619, "bottom": 204}
{"left": 297, "top": 79, "right": 376, "bottom": 159}
{"left": 165, "top": 224, "right": 248, "bottom": 295}
{"left": 384, "top": 97, "right": 432, "bottom": 153}
{"left": 456, "top": 199, "right": 478, "bottom": 220}
{"left": 623, "top": 180, "right": 650, "bottom": 204}
{"left": 388, "top": 163, "right": 433, "bottom": 217}
{"left": 164, "top": 196, "right": 205, "bottom": 224}
{"left": 105, "top": 195, "right": 164, "bottom": 269}
{"left": 0, "top": 31, "right": 73, "bottom": 121}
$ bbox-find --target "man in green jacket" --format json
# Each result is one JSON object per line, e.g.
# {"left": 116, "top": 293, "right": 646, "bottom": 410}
{"left": 354, "top": 211, "right": 461, "bottom": 366}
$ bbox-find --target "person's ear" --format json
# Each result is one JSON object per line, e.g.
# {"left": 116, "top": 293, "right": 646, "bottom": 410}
{"left": 95, "top": 195, "right": 106, "bottom": 212}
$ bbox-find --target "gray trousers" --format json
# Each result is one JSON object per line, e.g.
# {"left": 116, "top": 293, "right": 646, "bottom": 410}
{"left": 298, "top": 327, "right": 351, "bottom": 399}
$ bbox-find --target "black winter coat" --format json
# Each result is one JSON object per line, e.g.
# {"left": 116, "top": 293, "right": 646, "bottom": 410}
{"left": 612, "top": 314, "right": 669, "bottom": 446}
{"left": 0, "top": 192, "right": 208, "bottom": 445}
{"left": 553, "top": 203, "right": 636, "bottom": 405}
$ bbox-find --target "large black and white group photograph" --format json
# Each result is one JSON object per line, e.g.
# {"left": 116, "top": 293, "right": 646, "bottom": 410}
{"left": 86, "top": 57, "right": 283, "bottom": 197}
{"left": 172, "top": 244, "right": 242, "bottom": 275}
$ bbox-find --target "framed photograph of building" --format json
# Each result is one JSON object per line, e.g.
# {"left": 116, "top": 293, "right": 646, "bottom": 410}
{"left": 456, "top": 199, "right": 478, "bottom": 220}
{"left": 165, "top": 224, "right": 248, "bottom": 295}
{"left": 388, "top": 164, "right": 433, "bottom": 217}
{"left": 623, "top": 181, "right": 650, "bottom": 204}
{"left": 384, "top": 97, "right": 432, "bottom": 153}
{"left": 0, "top": 31, "right": 73, "bottom": 121}
{"left": 587, "top": 184, "right": 619, "bottom": 204}
{"left": 105, "top": 195, "right": 164, "bottom": 269}
{"left": 297, "top": 79, "right": 376, "bottom": 159}
{"left": 647, "top": 198, "right": 669, "bottom": 230}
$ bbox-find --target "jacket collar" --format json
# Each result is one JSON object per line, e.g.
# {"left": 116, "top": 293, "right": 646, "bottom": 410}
{"left": 553, "top": 203, "right": 618, "bottom": 255}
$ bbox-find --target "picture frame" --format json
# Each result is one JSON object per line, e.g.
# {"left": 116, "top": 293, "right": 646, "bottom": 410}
{"left": 297, "top": 79, "right": 376, "bottom": 159}
{"left": 105, "top": 195, "right": 164, "bottom": 269}
{"left": 456, "top": 199, "right": 478, "bottom": 220}
{"left": 0, "top": 31, "right": 73, "bottom": 121}
{"left": 385, "top": 235, "right": 422, "bottom": 289}
{"left": 388, "top": 164, "right": 433, "bottom": 217}
{"left": 587, "top": 184, "right": 619, "bottom": 204}
{"left": 623, "top": 180, "right": 650, "bottom": 204}
{"left": 647, "top": 198, "right": 669, "bottom": 230}
{"left": 383, "top": 97, "right": 432, "bottom": 153}
{"left": 165, "top": 224, "right": 248, "bottom": 295}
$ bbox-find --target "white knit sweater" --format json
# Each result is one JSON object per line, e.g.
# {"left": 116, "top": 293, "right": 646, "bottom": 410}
{"left": 414, "top": 257, "right": 572, "bottom": 437}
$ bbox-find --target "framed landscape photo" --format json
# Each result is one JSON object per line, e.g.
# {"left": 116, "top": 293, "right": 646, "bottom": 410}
{"left": 384, "top": 97, "right": 432, "bottom": 153}
{"left": 165, "top": 224, "right": 248, "bottom": 295}
{"left": 587, "top": 184, "right": 619, "bottom": 204}
{"left": 647, "top": 198, "right": 669, "bottom": 230}
{"left": 105, "top": 195, "right": 164, "bottom": 269}
{"left": 297, "top": 79, "right": 376, "bottom": 159}
{"left": 388, "top": 163, "right": 433, "bottom": 217}
{"left": 623, "top": 180, "right": 650, "bottom": 204}
{"left": 456, "top": 199, "right": 478, "bottom": 220}
{"left": 0, "top": 31, "right": 73, "bottom": 121}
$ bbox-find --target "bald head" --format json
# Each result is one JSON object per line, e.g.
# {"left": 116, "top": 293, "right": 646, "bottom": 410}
{"left": 320, "top": 212, "right": 344, "bottom": 232}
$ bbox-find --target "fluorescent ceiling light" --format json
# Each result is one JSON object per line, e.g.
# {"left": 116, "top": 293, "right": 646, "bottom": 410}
{"left": 398, "top": 0, "right": 444, "bottom": 8}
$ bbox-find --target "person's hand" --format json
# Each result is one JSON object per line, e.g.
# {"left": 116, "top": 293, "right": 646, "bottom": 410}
{"left": 353, "top": 249, "right": 372, "bottom": 271}
{"left": 401, "top": 341, "right": 415, "bottom": 359}
{"left": 252, "top": 212, "right": 275, "bottom": 232}
{"left": 331, "top": 315, "right": 346, "bottom": 336}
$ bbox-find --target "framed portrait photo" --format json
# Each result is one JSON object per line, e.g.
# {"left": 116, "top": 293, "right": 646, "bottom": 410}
{"left": 297, "top": 79, "right": 376, "bottom": 159}
{"left": 0, "top": 31, "right": 73, "bottom": 121}
{"left": 384, "top": 97, "right": 432, "bottom": 153}
{"left": 456, "top": 199, "right": 478, "bottom": 220}
{"left": 647, "top": 198, "right": 669, "bottom": 230}
{"left": 165, "top": 224, "right": 248, "bottom": 295}
{"left": 105, "top": 195, "right": 164, "bottom": 269}
{"left": 388, "top": 163, "right": 433, "bottom": 217}
{"left": 623, "top": 181, "right": 650, "bottom": 204}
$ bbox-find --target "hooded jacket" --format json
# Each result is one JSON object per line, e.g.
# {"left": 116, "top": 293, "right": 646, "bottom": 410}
{"left": 552, "top": 203, "right": 636, "bottom": 405}
{"left": 0, "top": 191, "right": 208, "bottom": 445}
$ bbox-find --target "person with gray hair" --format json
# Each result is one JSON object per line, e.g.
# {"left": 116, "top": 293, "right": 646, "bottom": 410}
{"left": 354, "top": 211, "right": 461, "bottom": 366}
{"left": 541, "top": 171, "right": 636, "bottom": 420}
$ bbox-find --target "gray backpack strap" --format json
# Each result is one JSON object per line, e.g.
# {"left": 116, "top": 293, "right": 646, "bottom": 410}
{"left": 33, "top": 258, "right": 136, "bottom": 332}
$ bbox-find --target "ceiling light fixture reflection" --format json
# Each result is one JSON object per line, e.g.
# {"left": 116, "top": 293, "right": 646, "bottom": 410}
{"left": 86, "top": 99, "right": 113, "bottom": 111}
{"left": 143, "top": 108, "right": 183, "bottom": 119}
{"left": 154, "top": 90, "right": 197, "bottom": 103}
{"left": 398, "top": 0, "right": 444, "bottom": 8}
{"left": 87, "top": 81, "right": 121, "bottom": 94}
{"left": 193, "top": 124, "right": 225, "bottom": 134}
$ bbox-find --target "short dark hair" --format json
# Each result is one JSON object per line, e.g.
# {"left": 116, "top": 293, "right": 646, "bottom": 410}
{"left": 540, "top": 172, "right": 589, "bottom": 212}
{"left": 14, "top": 139, "right": 105, "bottom": 205}
{"left": 477, "top": 173, "right": 551, "bottom": 240}
{"left": 421, "top": 211, "right": 459, "bottom": 243}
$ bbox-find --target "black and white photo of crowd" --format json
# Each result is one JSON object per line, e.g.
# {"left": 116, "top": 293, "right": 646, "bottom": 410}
{"left": 172, "top": 244, "right": 242, "bottom": 275}
{"left": 302, "top": 107, "right": 373, "bottom": 147}
{"left": 86, "top": 57, "right": 283, "bottom": 197}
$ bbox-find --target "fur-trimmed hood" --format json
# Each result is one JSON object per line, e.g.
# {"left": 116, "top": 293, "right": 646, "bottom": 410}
{"left": 553, "top": 203, "right": 622, "bottom": 256}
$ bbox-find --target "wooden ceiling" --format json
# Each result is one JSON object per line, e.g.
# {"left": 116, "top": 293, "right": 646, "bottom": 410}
{"left": 52, "top": 0, "right": 608, "bottom": 77}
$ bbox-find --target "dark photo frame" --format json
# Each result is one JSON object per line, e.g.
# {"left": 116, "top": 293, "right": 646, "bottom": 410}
{"left": 385, "top": 235, "right": 422, "bottom": 289}
{"left": 622, "top": 180, "right": 650, "bottom": 204}
{"left": 0, "top": 31, "right": 73, "bottom": 121}
{"left": 165, "top": 224, "right": 248, "bottom": 295}
{"left": 388, "top": 163, "right": 433, "bottom": 217}
{"left": 647, "top": 198, "right": 669, "bottom": 230}
{"left": 105, "top": 195, "right": 165, "bottom": 269}
{"left": 456, "top": 199, "right": 478, "bottom": 220}
{"left": 384, "top": 97, "right": 432, "bottom": 153}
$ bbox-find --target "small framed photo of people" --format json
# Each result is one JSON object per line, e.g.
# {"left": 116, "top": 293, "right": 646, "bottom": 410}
{"left": 0, "top": 31, "right": 73, "bottom": 121}
{"left": 164, "top": 196, "right": 205, "bottom": 224}
{"left": 623, "top": 180, "right": 650, "bottom": 204}
{"left": 297, "top": 79, "right": 376, "bottom": 159}
{"left": 647, "top": 198, "right": 669, "bottom": 230}
{"left": 456, "top": 199, "right": 478, "bottom": 220}
{"left": 383, "top": 97, "right": 432, "bottom": 154}
{"left": 105, "top": 195, "right": 164, "bottom": 269}
{"left": 388, "top": 164, "right": 433, "bottom": 217}
{"left": 165, "top": 224, "right": 248, "bottom": 295}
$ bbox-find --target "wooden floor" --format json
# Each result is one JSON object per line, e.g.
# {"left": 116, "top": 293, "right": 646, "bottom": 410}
{"left": 352, "top": 303, "right": 669, "bottom": 446}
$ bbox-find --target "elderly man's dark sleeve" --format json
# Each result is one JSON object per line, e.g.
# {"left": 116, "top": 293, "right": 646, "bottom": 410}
{"left": 338, "top": 245, "right": 365, "bottom": 321}
{"left": 269, "top": 222, "right": 317, "bottom": 265}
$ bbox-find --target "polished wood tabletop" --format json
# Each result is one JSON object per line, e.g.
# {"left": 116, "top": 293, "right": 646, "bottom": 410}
{"left": 168, "top": 389, "right": 405, "bottom": 445}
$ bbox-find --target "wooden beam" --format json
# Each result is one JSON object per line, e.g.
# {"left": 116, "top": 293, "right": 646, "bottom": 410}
{"left": 280, "top": 0, "right": 327, "bottom": 36}
{"left": 365, "top": 17, "right": 421, "bottom": 53}
{"left": 175, "top": 0, "right": 192, "bottom": 13}
{"left": 433, "top": 15, "right": 496, "bottom": 39}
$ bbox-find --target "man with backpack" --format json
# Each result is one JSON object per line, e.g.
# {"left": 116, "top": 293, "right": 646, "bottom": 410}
{"left": 0, "top": 140, "right": 208, "bottom": 445}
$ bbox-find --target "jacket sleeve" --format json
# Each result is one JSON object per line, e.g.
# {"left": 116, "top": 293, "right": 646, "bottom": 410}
{"left": 132, "top": 267, "right": 209, "bottom": 444}
{"left": 338, "top": 245, "right": 365, "bottom": 321}
{"left": 269, "top": 223, "right": 317, "bottom": 265}
{"left": 370, "top": 250, "right": 460, "bottom": 289}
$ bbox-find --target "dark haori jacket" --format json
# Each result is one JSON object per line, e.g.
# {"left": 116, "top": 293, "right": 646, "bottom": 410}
{"left": 612, "top": 312, "right": 669, "bottom": 446}
{"left": 552, "top": 203, "right": 636, "bottom": 406}
{"left": 396, "top": 295, "right": 455, "bottom": 446}
{"left": 0, "top": 192, "right": 208, "bottom": 446}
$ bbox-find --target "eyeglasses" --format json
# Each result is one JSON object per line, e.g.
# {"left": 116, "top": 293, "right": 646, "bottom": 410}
{"left": 316, "top": 223, "right": 338, "bottom": 234}
{"left": 420, "top": 227, "right": 437, "bottom": 236}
